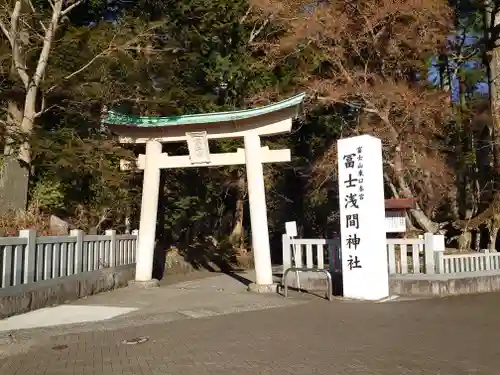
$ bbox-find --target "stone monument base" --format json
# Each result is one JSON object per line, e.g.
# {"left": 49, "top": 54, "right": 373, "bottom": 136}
{"left": 247, "top": 282, "right": 278, "bottom": 294}
{"left": 128, "top": 279, "right": 160, "bottom": 289}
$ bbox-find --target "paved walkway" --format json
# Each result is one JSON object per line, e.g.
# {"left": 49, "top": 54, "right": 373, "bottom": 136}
{"left": 1, "top": 272, "right": 499, "bottom": 374}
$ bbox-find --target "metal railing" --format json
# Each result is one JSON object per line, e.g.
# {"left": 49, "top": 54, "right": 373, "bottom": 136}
{"left": 282, "top": 267, "right": 333, "bottom": 301}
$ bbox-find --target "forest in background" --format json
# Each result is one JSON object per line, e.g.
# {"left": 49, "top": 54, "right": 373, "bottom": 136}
{"left": 1, "top": 0, "right": 500, "bottom": 262}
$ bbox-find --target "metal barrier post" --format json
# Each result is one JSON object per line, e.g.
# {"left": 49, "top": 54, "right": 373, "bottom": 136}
{"left": 282, "top": 267, "right": 333, "bottom": 301}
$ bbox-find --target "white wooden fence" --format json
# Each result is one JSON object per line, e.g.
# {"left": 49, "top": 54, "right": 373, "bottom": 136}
{"left": 439, "top": 250, "right": 500, "bottom": 273}
{"left": 282, "top": 233, "right": 500, "bottom": 275}
{"left": 282, "top": 235, "right": 341, "bottom": 273}
{"left": 0, "top": 229, "right": 138, "bottom": 288}
{"left": 387, "top": 237, "right": 428, "bottom": 274}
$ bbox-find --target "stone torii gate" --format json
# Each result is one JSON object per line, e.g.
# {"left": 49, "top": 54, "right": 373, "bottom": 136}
{"left": 102, "top": 93, "right": 305, "bottom": 291}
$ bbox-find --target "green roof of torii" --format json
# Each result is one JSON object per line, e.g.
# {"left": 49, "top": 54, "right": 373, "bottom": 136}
{"left": 102, "top": 93, "right": 306, "bottom": 128}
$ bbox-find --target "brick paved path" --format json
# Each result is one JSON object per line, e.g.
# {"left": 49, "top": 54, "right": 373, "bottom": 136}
{"left": 1, "top": 290, "right": 500, "bottom": 375}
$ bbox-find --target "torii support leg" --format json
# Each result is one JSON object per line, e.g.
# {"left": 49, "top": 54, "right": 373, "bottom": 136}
{"left": 130, "top": 140, "right": 162, "bottom": 288}
{"left": 244, "top": 134, "right": 276, "bottom": 293}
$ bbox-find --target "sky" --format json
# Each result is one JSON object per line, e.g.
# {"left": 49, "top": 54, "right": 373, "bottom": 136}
{"left": 427, "top": 33, "right": 489, "bottom": 102}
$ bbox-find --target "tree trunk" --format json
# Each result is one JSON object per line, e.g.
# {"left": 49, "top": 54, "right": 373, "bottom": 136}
{"left": 229, "top": 173, "right": 245, "bottom": 249}
{"left": 377, "top": 113, "right": 441, "bottom": 233}
{"left": 439, "top": 52, "right": 463, "bottom": 221}
{"left": 457, "top": 76, "right": 476, "bottom": 252}
{"left": 448, "top": 188, "right": 460, "bottom": 221}
{"left": 475, "top": 230, "right": 482, "bottom": 251}
{"left": 489, "top": 226, "right": 498, "bottom": 252}
{"left": 18, "top": 86, "right": 38, "bottom": 166}
{"left": 463, "top": 2, "right": 500, "bottom": 250}
{"left": 458, "top": 231, "right": 472, "bottom": 252}
{"left": 0, "top": 82, "right": 37, "bottom": 215}
{"left": 0, "top": 102, "right": 29, "bottom": 214}
{"left": 458, "top": 210, "right": 473, "bottom": 252}
{"left": 390, "top": 149, "right": 440, "bottom": 233}
{"left": 0, "top": 0, "right": 70, "bottom": 215}
{"left": 0, "top": 157, "right": 29, "bottom": 214}
{"left": 484, "top": 1, "right": 500, "bottom": 176}
{"left": 407, "top": 206, "right": 439, "bottom": 233}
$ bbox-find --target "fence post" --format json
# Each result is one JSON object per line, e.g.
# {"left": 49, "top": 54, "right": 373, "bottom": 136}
{"left": 125, "top": 217, "right": 131, "bottom": 234}
{"left": 484, "top": 249, "right": 491, "bottom": 271}
{"left": 417, "top": 234, "right": 424, "bottom": 254}
{"left": 131, "top": 229, "right": 139, "bottom": 263}
{"left": 424, "top": 233, "right": 435, "bottom": 274}
{"left": 435, "top": 251, "right": 445, "bottom": 273}
{"left": 106, "top": 229, "right": 117, "bottom": 267}
{"left": 435, "top": 234, "right": 445, "bottom": 274}
{"left": 19, "top": 229, "right": 36, "bottom": 284}
{"left": 282, "top": 234, "right": 291, "bottom": 272}
{"left": 70, "top": 229, "right": 84, "bottom": 273}
{"left": 327, "top": 239, "right": 341, "bottom": 273}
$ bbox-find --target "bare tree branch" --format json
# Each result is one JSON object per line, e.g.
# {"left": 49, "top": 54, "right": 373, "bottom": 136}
{"left": 0, "top": 16, "right": 12, "bottom": 44}
{"left": 32, "top": 0, "right": 63, "bottom": 88}
{"left": 27, "top": 0, "right": 47, "bottom": 32}
{"left": 45, "top": 22, "right": 168, "bottom": 96}
{"left": 61, "top": 0, "right": 84, "bottom": 18}
{"left": 10, "top": 1, "right": 29, "bottom": 88}
{"left": 249, "top": 19, "right": 268, "bottom": 44}
{"left": 240, "top": 5, "right": 253, "bottom": 23}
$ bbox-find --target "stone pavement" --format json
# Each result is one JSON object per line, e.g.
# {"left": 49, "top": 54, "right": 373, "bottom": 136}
{"left": 1, "top": 272, "right": 500, "bottom": 374}
{"left": 0, "top": 272, "right": 306, "bottom": 351}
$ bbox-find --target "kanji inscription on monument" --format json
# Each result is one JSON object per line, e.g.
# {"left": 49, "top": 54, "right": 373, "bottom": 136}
{"left": 337, "top": 135, "right": 389, "bottom": 300}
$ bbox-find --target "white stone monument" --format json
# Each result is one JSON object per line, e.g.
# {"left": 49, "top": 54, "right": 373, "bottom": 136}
{"left": 337, "top": 135, "right": 389, "bottom": 300}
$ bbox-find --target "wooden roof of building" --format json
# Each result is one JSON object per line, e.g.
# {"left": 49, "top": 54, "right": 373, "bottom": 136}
{"left": 384, "top": 198, "right": 416, "bottom": 210}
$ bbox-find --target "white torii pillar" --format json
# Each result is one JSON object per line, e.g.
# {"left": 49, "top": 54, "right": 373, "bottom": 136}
{"left": 244, "top": 134, "right": 274, "bottom": 288}
{"left": 132, "top": 140, "right": 162, "bottom": 286}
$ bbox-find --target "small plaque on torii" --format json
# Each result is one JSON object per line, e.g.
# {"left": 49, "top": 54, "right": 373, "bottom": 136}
{"left": 186, "top": 131, "right": 210, "bottom": 164}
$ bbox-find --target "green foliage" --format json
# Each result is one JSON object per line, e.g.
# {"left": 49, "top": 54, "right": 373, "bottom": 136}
{"left": 0, "top": 0, "right": 348, "bottom": 243}
{"left": 6, "top": 0, "right": 492, "bottom": 252}
{"left": 30, "top": 180, "right": 65, "bottom": 211}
